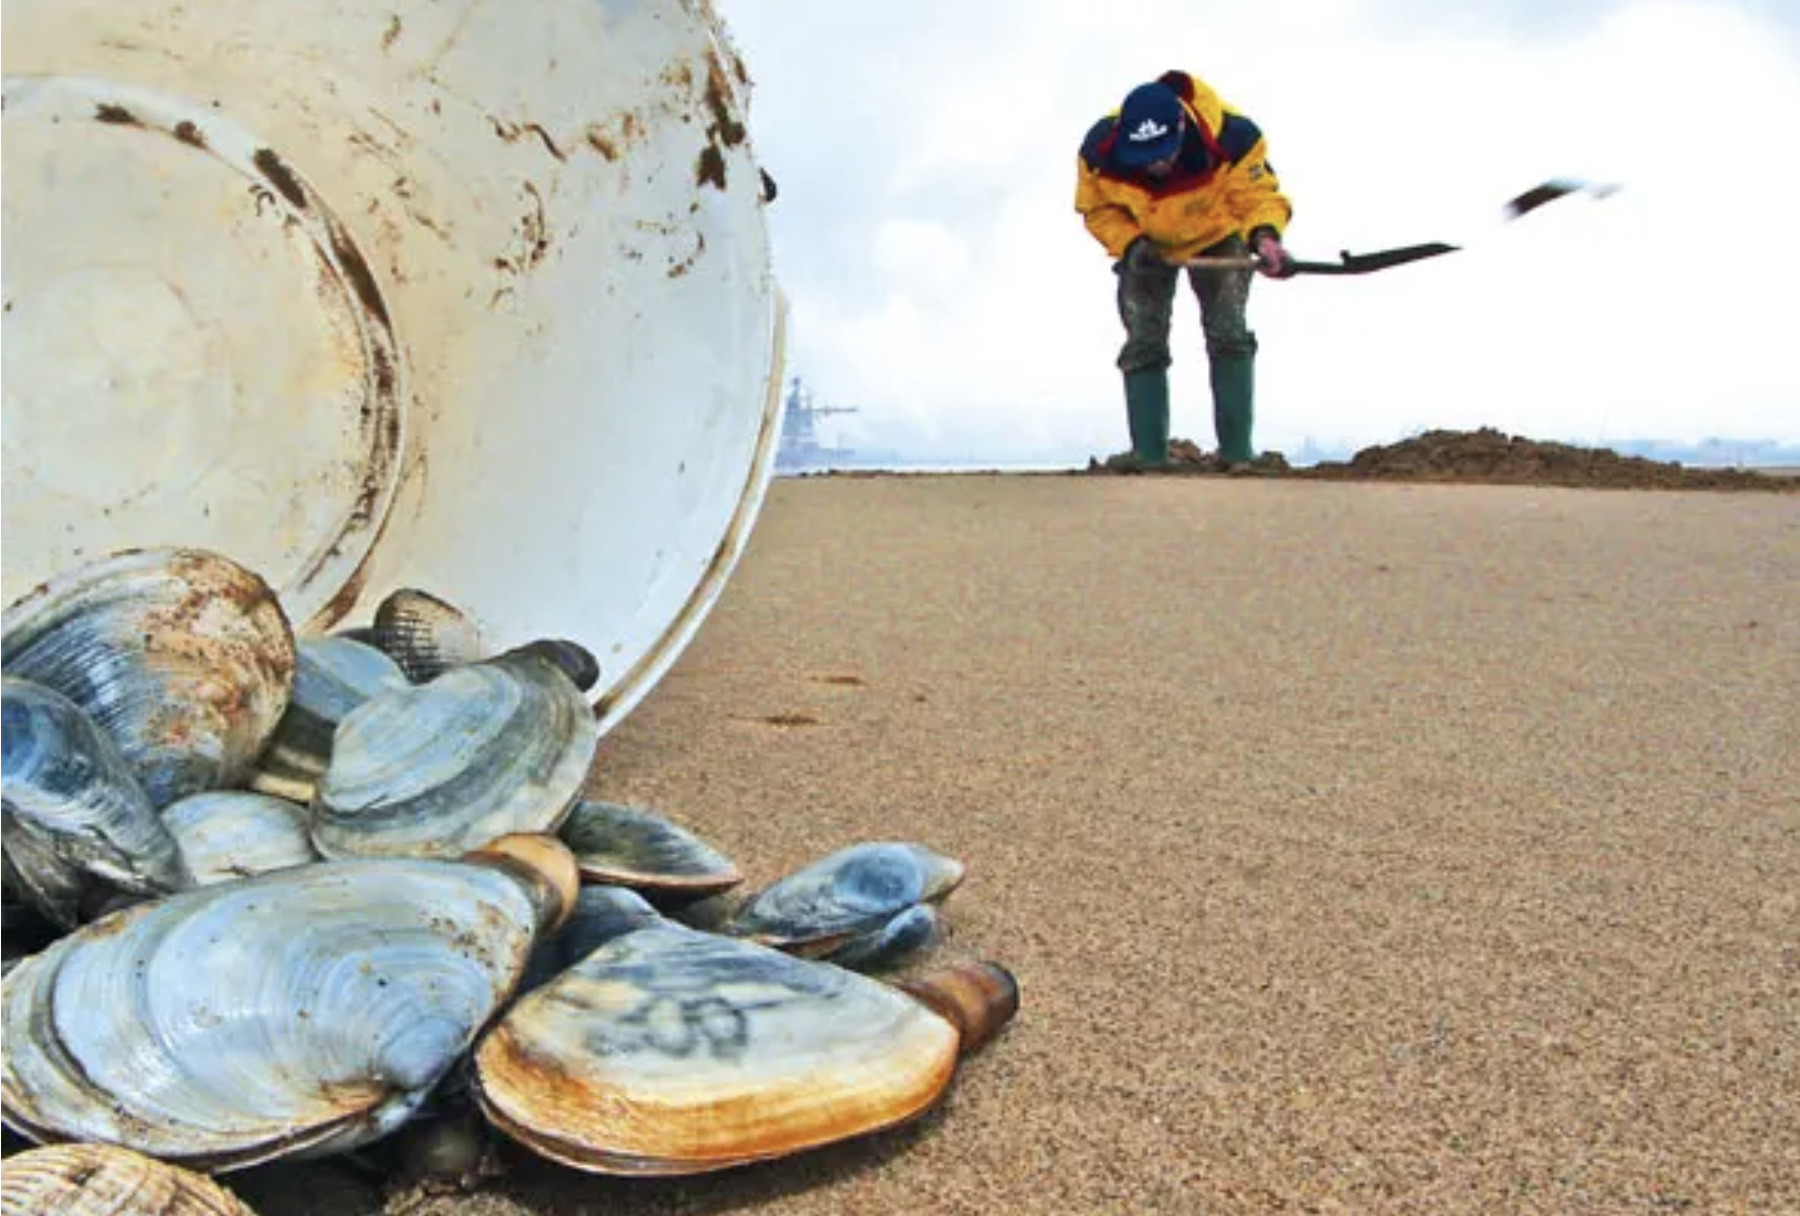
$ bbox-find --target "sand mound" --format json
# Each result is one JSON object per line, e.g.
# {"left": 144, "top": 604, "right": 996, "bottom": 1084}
{"left": 1088, "top": 428, "right": 1793, "bottom": 491}
{"left": 1304, "top": 428, "right": 1788, "bottom": 490}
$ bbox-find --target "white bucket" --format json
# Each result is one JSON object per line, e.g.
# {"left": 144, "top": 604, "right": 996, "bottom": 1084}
{"left": 1, "top": 0, "right": 787, "bottom": 735}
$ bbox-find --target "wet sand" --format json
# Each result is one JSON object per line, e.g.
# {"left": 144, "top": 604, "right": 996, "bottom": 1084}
{"left": 240, "top": 474, "right": 1799, "bottom": 1216}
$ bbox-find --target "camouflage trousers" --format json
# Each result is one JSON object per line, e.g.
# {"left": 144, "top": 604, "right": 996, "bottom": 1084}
{"left": 1114, "top": 234, "right": 1257, "bottom": 372}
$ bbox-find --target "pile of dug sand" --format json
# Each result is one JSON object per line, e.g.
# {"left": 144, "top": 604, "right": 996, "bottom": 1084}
{"left": 1303, "top": 428, "right": 1790, "bottom": 490}
{"left": 1089, "top": 428, "right": 1794, "bottom": 491}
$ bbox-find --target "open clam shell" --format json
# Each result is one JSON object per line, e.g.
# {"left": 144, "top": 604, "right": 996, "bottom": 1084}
{"left": 0, "top": 549, "right": 296, "bottom": 810}
{"left": 1, "top": 677, "right": 190, "bottom": 927}
{"left": 558, "top": 800, "right": 742, "bottom": 899}
{"left": 256, "top": 636, "right": 408, "bottom": 786}
{"left": 310, "top": 649, "right": 598, "bottom": 860}
{"left": 0, "top": 1142, "right": 261, "bottom": 1215}
{"left": 370, "top": 588, "right": 485, "bottom": 684}
{"left": 0, "top": 838, "right": 576, "bottom": 1172}
{"left": 727, "top": 842, "right": 966, "bottom": 956}
{"left": 163, "top": 792, "right": 319, "bottom": 886}
{"left": 472, "top": 915, "right": 964, "bottom": 1175}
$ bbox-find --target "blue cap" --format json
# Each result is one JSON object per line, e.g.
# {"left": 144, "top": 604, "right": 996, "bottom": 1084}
{"left": 1115, "top": 82, "right": 1185, "bottom": 167}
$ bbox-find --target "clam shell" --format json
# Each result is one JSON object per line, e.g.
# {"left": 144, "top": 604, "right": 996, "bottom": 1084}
{"left": 0, "top": 843, "right": 573, "bottom": 1172}
{"left": 558, "top": 800, "right": 741, "bottom": 898}
{"left": 0, "top": 1142, "right": 260, "bottom": 1215}
{"left": 820, "top": 903, "right": 945, "bottom": 974}
{"left": 1, "top": 677, "right": 190, "bottom": 927}
{"left": 257, "top": 636, "right": 408, "bottom": 783}
{"left": 2, "top": 819, "right": 88, "bottom": 937}
{"left": 519, "top": 885, "right": 664, "bottom": 995}
{"left": 310, "top": 651, "right": 597, "bottom": 860}
{"left": 0, "top": 549, "right": 296, "bottom": 809}
{"left": 505, "top": 639, "right": 602, "bottom": 695}
{"left": 370, "top": 588, "right": 485, "bottom": 684}
{"left": 896, "top": 960, "right": 1021, "bottom": 1056}
{"left": 727, "top": 842, "right": 965, "bottom": 956}
{"left": 472, "top": 919, "right": 962, "bottom": 1175}
{"left": 163, "top": 792, "right": 319, "bottom": 886}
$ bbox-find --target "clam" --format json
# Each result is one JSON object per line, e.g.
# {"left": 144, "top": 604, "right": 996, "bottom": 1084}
{"left": 472, "top": 895, "right": 1019, "bottom": 1175}
{"left": 558, "top": 800, "right": 742, "bottom": 902}
{"left": 0, "top": 1142, "right": 261, "bottom": 1215}
{"left": 2, "top": 825, "right": 87, "bottom": 943}
{"left": 727, "top": 842, "right": 965, "bottom": 960}
{"left": 508, "top": 639, "right": 602, "bottom": 694}
{"left": 310, "top": 646, "right": 599, "bottom": 860}
{"left": 0, "top": 834, "right": 578, "bottom": 1172}
{"left": 1, "top": 677, "right": 190, "bottom": 927}
{"left": 821, "top": 903, "right": 946, "bottom": 974}
{"left": 0, "top": 548, "right": 296, "bottom": 810}
{"left": 163, "top": 792, "right": 319, "bottom": 886}
{"left": 519, "top": 884, "right": 665, "bottom": 994}
{"left": 370, "top": 588, "right": 485, "bottom": 684}
{"left": 254, "top": 636, "right": 409, "bottom": 793}
{"left": 894, "top": 959, "right": 1021, "bottom": 1056}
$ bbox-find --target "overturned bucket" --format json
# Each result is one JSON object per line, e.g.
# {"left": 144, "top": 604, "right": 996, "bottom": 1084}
{"left": 1, "top": 0, "right": 787, "bottom": 735}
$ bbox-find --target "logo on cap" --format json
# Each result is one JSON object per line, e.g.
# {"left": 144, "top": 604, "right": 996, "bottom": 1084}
{"left": 1128, "top": 119, "right": 1170, "bottom": 144}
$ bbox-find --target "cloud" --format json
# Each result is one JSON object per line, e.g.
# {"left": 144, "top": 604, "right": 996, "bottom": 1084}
{"left": 723, "top": 0, "right": 1800, "bottom": 457}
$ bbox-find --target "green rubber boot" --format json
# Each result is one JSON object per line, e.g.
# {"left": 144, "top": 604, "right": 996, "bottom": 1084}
{"left": 1209, "top": 351, "right": 1256, "bottom": 466}
{"left": 1124, "top": 368, "right": 1170, "bottom": 466}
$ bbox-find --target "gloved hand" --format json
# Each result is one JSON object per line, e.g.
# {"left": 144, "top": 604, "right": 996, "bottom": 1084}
{"left": 1251, "top": 228, "right": 1294, "bottom": 279}
{"left": 1119, "top": 235, "right": 1171, "bottom": 274}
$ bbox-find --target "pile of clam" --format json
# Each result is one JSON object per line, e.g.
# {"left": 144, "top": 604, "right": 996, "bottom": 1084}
{"left": 1, "top": 548, "right": 1017, "bottom": 1210}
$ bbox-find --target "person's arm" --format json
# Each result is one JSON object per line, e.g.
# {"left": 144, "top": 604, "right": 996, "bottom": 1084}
{"left": 1077, "top": 175, "right": 1144, "bottom": 259}
{"left": 1074, "top": 119, "right": 1143, "bottom": 259}
{"left": 1217, "top": 112, "right": 1294, "bottom": 275}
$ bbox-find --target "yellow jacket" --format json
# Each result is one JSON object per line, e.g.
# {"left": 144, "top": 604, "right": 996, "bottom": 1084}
{"left": 1075, "top": 70, "right": 1292, "bottom": 263}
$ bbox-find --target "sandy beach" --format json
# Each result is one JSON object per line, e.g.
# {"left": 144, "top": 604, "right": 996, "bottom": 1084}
{"left": 229, "top": 473, "right": 1798, "bottom": 1216}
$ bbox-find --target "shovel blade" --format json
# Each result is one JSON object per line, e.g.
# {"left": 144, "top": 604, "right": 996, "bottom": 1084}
{"left": 1288, "top": 242, "right": 1461, "bottom": 276}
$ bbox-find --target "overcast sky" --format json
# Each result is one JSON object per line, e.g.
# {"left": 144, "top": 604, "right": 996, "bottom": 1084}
{"left": 719, "top": 1, "right": 1800, "bottom": 461}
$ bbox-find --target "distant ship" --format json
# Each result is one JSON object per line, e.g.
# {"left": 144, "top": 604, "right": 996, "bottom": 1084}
{"left": 775, "top": 377, "right": 861, "bottom": 473}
